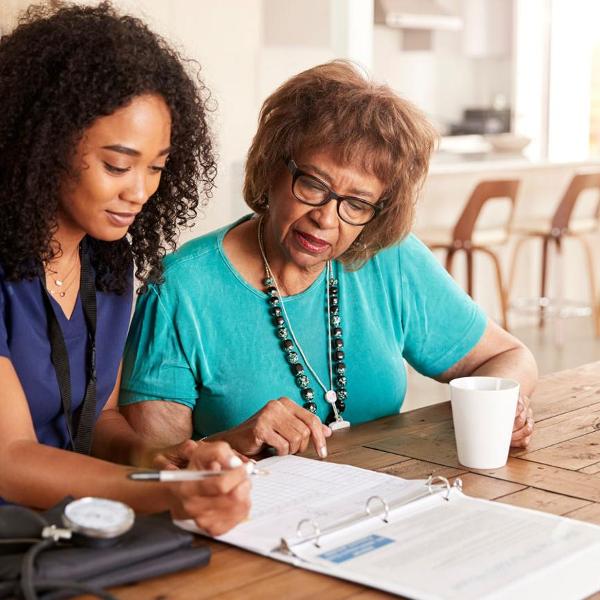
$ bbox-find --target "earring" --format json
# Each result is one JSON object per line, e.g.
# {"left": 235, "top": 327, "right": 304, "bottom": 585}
{"left": 257, "top": 194, "right": 269, "bottom": 211}
{"left": 351, "top": 237, "right": 367, "bottom": 250}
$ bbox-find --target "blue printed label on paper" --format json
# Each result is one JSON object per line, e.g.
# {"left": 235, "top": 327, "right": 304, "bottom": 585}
{"left": 318, "top": 534, "right": 394, "bottom": 564}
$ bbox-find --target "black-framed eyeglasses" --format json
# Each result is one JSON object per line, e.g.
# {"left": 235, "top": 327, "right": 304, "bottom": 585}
{"left": 286, "top": 159, "right": 383, "bottom": 226}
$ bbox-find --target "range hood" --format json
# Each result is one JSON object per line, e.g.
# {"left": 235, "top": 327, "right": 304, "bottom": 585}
{"left": 375, "top": 0, "right": 463, "bottom": 31}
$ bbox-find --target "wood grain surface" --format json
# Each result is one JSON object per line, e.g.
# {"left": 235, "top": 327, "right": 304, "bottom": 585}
{"left": 102, "top": 362, "right": 600, "bottom": 600}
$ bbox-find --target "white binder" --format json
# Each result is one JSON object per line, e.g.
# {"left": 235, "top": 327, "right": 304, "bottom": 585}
{"left": 176, "top": 455, "right": 600, "bottom": 600}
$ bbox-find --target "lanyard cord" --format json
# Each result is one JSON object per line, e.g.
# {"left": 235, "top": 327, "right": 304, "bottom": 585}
{"left": 40, "top": 240, "right": 97, "bottom": 454}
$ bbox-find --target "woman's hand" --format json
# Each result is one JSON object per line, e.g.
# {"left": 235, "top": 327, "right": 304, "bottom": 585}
{"left": 151, "top": 439, "right": 248, "bottom": 470}
{"left": 511, "top": 394, "right": 534, "bottom": 448}
{"left": 168, "top": 441, "right": 251, "bottom": 536}
{"left": 151, "top": 439, "right": 199, "bottom": 470}
{"left": 211, "top": 398, "right": 332, "bottom": 458}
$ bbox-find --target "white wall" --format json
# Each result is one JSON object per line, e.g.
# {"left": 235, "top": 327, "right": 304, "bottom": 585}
{"left": 110, "top": 0, "right": 264, "bottom": 240}
{"left": 0, "top": 0, "right": 28, "bottom": 33}
{"left": 547, "top": 0, "right": 598, "bottom": 161}
{"left": 372, "top": 0, "right": 513, "bottom": 134}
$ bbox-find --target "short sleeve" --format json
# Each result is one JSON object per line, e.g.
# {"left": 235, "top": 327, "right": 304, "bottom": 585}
{"left": 398, "top": 235, "right": 487, "bottom": 377}
{"left": 119, "top": 284, "right": 199, "bottom": 408}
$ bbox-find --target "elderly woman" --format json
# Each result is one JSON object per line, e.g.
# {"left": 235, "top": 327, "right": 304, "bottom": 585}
{"left": 120, "top": 61, "right": 537, "bottom": 460}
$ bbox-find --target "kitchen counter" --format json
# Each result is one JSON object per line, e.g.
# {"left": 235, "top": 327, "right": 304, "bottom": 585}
{"left": 419, "top": 156, "right": 600, "bottom": 226}
{"left": 429, "top": 153, "right": 600, "bottom": 174}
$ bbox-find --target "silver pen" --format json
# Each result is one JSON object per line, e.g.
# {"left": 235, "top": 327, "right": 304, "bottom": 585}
{"left": 128, "top": 461, "right": 268, "bottom": 482}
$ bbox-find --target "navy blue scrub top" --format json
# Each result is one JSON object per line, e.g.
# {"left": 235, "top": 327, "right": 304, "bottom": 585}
{"left": 0, "top": 260, "right": 133, "bottom": 449}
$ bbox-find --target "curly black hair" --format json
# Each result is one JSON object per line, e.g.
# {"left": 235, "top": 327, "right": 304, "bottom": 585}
{"left": 0, "top": 1, "right": 216, "bottom": 293}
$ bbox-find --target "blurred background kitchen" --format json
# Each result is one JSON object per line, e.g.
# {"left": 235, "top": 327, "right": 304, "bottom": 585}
{"left": 2, "top": 0, "right": 600, "bottom": 408}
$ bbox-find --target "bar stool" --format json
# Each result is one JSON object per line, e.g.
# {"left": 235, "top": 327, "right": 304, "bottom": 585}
{"left": 418, "top": 179, "right": 520, "bottom": 330}
{"left": 508, "top": 172, "right": 600, "bottom": 337}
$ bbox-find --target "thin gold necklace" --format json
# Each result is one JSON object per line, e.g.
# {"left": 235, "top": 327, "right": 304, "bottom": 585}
{"left": 46, "top": 247, "right": 80, "bottom": 297}
{"left": 47, "top": 264, "right": 80, "bottom": 298}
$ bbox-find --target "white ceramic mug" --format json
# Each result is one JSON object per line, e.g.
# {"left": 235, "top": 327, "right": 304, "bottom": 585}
{"left": 449, "top": 376, "right": 520, "bottom": 469}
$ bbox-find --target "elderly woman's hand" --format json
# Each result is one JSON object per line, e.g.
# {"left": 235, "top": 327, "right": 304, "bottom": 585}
{"left": 168, "top": 441, "right": 252, "bottom": 536}
{"left": 151, "top": 439, "right": 248, "bottom": 470}
{"left": 511, "top": 394, "right": 534, "bottom": 448}
{"left": 210, "top": 398, "right": 332, "bottom": 459}
{"left": 149, "top": 439, "right": 199, "bottom": 470}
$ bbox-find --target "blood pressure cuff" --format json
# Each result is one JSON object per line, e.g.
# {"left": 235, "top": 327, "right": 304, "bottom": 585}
{"left": 0, "top": 498, "right": 211, "bottom": 599}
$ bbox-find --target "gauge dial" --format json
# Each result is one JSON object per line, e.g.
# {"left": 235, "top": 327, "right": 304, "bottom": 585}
{"left": 62, "top": 497, "right": 134, "bottom": 539}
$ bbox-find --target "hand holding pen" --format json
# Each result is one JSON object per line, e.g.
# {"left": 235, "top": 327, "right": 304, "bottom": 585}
{"left": 147, "top": 441, "right": 253, "bottom": 536}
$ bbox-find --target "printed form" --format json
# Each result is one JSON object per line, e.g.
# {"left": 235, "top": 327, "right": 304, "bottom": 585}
{"left": 177, "top": 454, "right": 426, "bottom": 552}
{"left": 220, "top": 455, "right": 425, "bottom": 553}
{"left": 176, "top": 454, "right": 600, "bottom": 600}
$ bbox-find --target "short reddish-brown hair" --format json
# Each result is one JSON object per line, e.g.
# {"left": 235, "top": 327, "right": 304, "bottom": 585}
{"left": 243, "top": 60, "right": 437, "bottom": 267}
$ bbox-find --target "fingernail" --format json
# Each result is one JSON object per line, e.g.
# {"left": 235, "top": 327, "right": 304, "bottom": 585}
{"left": 319, "top": 446, "right": 328, "bottom": 458}
{"left": 229, "top": 456, "right": 243, "bottom": 468}
{"left": 245, "top": 462, "right": 256, "bottom": 475}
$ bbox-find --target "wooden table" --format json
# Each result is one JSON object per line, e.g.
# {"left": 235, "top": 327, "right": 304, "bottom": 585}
{"left": 110, "top": 362, "right": 600, "bottom": 599}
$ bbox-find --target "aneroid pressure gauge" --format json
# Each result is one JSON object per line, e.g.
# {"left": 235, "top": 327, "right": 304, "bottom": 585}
{"left": 62, "top": 497, "right": 134, "bottom": 546}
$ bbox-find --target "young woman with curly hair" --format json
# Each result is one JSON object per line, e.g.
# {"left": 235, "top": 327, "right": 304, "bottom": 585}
{"left": 0, "top": 2, "right": 250, "bottom": 535}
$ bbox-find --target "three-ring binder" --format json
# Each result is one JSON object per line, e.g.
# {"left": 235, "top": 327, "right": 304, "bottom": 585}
{"left": 177, "top": 454, "right": 600, "bottom": 600}
{"left": 278, "top": 475, "right": 463, "bottom": 555}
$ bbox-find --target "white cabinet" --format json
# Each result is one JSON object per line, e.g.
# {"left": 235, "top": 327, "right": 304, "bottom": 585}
{"left": 462, "top": 0, "right": 513, "bottom": 57}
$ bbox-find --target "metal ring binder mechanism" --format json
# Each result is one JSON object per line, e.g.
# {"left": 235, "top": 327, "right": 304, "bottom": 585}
{"left": 426, "top": 474, "right": 462, "bottom": 500}
{"left": 296, "top": 519, "right": 322, "bottom": 548}
{"left": 365, "top": 496, "right": 390, "bottom": 523}
{"left": 279, "top": 475, "right": 463, "bottom": 555}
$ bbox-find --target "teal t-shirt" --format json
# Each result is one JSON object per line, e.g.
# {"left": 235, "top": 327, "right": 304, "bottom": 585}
{"left": 120, "top": 215, "right": 487, "bottom": 437}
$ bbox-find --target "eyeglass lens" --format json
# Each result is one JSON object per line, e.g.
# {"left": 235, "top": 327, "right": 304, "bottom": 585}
{"left": 293, "top": 174, "right": 376, "bottom": 225}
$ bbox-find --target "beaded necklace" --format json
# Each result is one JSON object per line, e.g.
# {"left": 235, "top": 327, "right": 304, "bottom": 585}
{"left": 257, "top": 217, "right": 350, "bottom": 429}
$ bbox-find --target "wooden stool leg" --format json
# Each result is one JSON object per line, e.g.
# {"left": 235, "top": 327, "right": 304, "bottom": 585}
{"left": 553, "top": 237, "right": 565, "bottom": 346}
{"left": 576, "top": 234, "right": 600, "bottom": 337}
{"left": 466, "top": 250, "right": 474, "bottom": 298}
{"left": 539, "top": 236, "right": 550, "bottom": 328}
{"left": 445, "top": 249, "right": 455, "bottom": 275}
